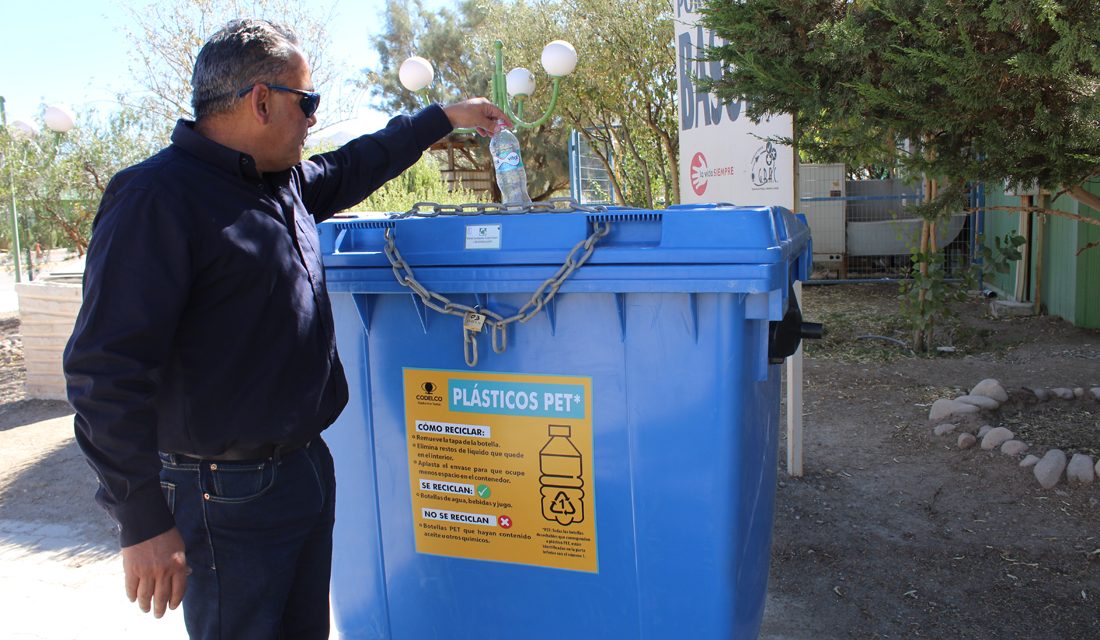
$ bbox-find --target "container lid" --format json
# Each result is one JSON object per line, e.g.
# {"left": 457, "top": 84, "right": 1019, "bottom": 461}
{"left": 320, "top": 204, "right": 809, "bottom": 269}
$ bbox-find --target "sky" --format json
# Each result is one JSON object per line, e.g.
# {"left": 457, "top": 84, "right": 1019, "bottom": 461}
{"left": 0, "top": 0, "right": 420, "bottom": 139}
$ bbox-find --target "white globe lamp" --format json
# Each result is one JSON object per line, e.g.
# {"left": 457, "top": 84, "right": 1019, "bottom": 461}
{"left": 505, "top": 68, "right": 536, "bottom": 97}
{"left": 541, "top": 40, "right": 578, "bottom": 77}
{"left": 44, "top": 105, "right": 75, "bottom": 133}
{"left": 398, "top": 56, "right": 435, "bottom": 92}
{"left": 10, "top": 120, "right": 39, "bottom": 139}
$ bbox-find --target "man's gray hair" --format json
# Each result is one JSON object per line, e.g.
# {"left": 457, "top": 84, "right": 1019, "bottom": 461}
{"left": 191, "top": 19, "right": 301, "bottom": 120}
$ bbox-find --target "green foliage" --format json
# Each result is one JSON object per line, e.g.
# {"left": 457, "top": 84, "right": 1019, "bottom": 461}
{"left": 362, "top": 0, "right": 569, "bottom": 201}
{"left": 898, "top": 249, "right": 966, "bottom": 350}
{"left": 899, "top": 229, "right": 1026, "bottom": 348}
{"left": 0, "top": 106, "right": 164, "bottom": 257}
{"left": 364, "top": 0, "right": 493, "bottom": 111}
{"left": 698, "top": 0, "right": 1100, "bottom": 349}
{"left": 362, "top": 0, "right": 679, "bottom": 207}
{"left": 1, "top": 0, "right": 358, "bottom": 257}
{"left": 481, "top": 0, "right": 680, "bottom": 207}
{"left": 348, "top": 156, "right": 476, "bottom": 214}
{"left": 699, "top": 0, "right": 1100, "bottom": 192}
{"left": 974, "top": 230, "right": 1028, "bottom": 277}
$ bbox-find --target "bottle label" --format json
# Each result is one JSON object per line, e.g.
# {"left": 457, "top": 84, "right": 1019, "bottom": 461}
{"left": 493, "top": 151, "right": 522, "bottom": 172}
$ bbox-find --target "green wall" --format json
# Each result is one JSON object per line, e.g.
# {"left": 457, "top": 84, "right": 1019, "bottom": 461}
{"left": 982, "top": 181, "right": 1100, "bottom": 329}
{"left": 1078, "top": 183, "right": 1100, "bottom": 327}
{"left": 982, "top": 184, "right": 1021, "bottom": 297}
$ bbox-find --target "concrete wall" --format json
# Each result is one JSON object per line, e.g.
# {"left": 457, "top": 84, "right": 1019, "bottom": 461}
{"left": 16, "top": 281, "right": 81, "bottom": 400}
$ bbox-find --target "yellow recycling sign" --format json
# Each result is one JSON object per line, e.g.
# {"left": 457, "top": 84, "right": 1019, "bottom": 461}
{"left": 403, "top": 368, "right": 597, "bottom": 573}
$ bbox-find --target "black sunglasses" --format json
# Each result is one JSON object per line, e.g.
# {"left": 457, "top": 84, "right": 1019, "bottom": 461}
{"left": 237, "top": 83, "right": 321, "bottom": 118}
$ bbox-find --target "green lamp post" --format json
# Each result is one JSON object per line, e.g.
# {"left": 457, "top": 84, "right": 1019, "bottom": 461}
{"left": 398, "top": 39, "right": 578, "bottom": 133}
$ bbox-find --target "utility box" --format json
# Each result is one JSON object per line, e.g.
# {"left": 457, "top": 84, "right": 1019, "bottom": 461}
{"left": 319, "top": 204, "right": 810, "bottom": 639}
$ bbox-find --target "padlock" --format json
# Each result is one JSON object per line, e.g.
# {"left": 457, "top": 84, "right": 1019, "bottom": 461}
{"left": 463, "top": 311, "right": 487, "bottom": 332}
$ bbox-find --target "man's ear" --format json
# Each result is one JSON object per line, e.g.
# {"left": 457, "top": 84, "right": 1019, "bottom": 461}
{"left": 246, "top": 84, "right": 272, "bottom": 125}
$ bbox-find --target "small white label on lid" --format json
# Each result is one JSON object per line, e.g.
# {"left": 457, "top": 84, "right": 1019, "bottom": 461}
{"left": 465, "top": 224, "right": 502, "bottom": 250}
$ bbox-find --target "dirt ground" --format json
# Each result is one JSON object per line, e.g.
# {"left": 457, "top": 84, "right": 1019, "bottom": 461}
{"left": 0, "top": 284, "right": 1097, "bottom": 639}
{"left": 763, "top": 284, "right": 1100, "bottom": 639}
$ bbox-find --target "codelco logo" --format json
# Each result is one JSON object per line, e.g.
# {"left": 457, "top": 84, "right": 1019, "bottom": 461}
{"left": 750, "top": 141, "right": 779, "bottom": 189}
{"left": 689, "top": 152, "right": 735, "bottom": 196}
{"left": 415, "top": 381, "right": 443, "bottom": 404}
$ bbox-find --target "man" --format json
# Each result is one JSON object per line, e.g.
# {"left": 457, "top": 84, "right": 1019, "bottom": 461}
{"left": 63, "top": 18, "right": 508, "bottom": 639}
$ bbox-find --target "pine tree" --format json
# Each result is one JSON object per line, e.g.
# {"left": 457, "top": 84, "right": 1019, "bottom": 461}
{"left": 698, "top": 0, "right": 1100, "bottom": 349}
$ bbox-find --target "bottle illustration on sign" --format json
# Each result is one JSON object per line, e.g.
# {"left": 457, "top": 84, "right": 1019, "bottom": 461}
{"left": 539, "top": 424, "right": 585, "bottom": 526}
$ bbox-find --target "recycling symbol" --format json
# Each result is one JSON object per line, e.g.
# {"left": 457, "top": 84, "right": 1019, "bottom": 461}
{"left": 549, "top": 491, "right": 576, "bottom": 515}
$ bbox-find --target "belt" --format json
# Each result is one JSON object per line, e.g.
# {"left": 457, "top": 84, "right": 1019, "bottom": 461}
{"left": 166, "top": 440, "right": 309, "bottom": 463}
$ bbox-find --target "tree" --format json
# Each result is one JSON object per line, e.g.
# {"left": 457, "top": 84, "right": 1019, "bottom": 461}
{"left": 362, "top": 0, "right": 679, "bottom": 207}
{"left": 481, "top": 0, "right": 680, "bottom": 207}
{"left": 0, "top": 106, "right": 164, "bottom": 259}
{"left": 698, "top": 0, "right": 1100, "bottom": 350}
{"left": 361, "top": 0, "right": 569, "bottom": 202}
{"left": 350, "top": 156, "right": 477, "bottom": 214}
{"left": 122, "top": 0, "right": 352, "bottom": 132}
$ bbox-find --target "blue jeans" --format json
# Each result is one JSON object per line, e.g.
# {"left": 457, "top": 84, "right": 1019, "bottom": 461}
{"left": 159, "top": 437, "right": 336, "bottom": 639}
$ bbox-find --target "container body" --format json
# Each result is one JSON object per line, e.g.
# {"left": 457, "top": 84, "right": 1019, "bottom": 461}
{"left": 320, "top": 206, "right": 809, "bottom": 639}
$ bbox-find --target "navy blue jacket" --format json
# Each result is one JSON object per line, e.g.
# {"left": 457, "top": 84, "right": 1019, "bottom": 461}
{"left": 64, "top": 106, "right": 453, "bottom": 546}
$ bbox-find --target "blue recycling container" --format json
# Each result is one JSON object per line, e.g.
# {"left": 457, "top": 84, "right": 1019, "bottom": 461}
{"left": 319, "top": 204, "right": 810, "bottom": 640}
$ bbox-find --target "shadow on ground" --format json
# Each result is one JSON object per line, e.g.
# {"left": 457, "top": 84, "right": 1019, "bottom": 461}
{"left": 0, "top": 400, "right": 119, "bottom": 560}
{"left": 0, "top": 399, "right": 75, "bottom": 432}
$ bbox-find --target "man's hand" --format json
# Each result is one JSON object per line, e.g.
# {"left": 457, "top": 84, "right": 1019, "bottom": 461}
{"left": 443, "top": 98, "right": 512, "bottom": 137}
{"left": 121, "top": 527, "right": 190, "bottom": 618}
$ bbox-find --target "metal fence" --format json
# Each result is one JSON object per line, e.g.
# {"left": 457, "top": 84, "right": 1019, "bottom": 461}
{"left": 568, "top": 129, "right": 616, "bottom": 205}
{"left": 799, "top": 164, "right": 974, "bottom": 280}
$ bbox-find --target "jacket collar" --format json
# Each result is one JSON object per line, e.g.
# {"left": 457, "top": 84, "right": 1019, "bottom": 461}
{"left": 170, "top": 119, "right": 262, "bottom": 182}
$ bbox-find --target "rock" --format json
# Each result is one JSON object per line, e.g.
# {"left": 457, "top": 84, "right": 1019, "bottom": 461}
{"left": 954, "top": 395, "right": 1001, "bottom": 410}
{"left": 1067, "top": 454, "right": 1095, "bottom": 486}
{"left": 1050, "top": 387, "right": 1075, "bottom": 400}
{"left": 1074, "top": 387, "right": 1085, "bottom": 399}
{"left": 934, "top": 423, "right": 958, "bottom": 436}
{"left": 1096, "top": 458, "right": 1100, "bottom": 477}
{"left": 970, "top": 379, "right": 1009, "bottom": 403}
{"left": 1034, "top": 450, "right": 1067, "bottom": 489}
{"left": 1020, "top": 454, "right": 1040, "bottom": 468}
{"left": 977, "top": 425, "right": 993, "bottom": 438}
{"left": 929, "top": 399, "right": 980, "bottom": 422}
{"left": 1090, "top": 387, "right": 1100, "bottom": 401}
{"left": 1032, "top": 387, "right": 1051, "bottom": 402}
{"left": 981, "top": 427, "right": 1014, "bottom": 450}
{"left": 1007, "top": 388, "right": 1039, "bottom": 406}
{"left": 1000, "top": 440, "right": 1029, "bottom": 456}
{"left": 991, "top": 300, "right": 1035, "bottom": 318}
{"left": 957, "top": 433, "right": 976, "bottom": 449}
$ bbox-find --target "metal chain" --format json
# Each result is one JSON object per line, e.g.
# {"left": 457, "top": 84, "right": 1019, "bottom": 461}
{"left": 384, "top": 220, "right": 612, "bottom": 366}
{"left": 389, "top": 196, "right": 612, "bottom": 219}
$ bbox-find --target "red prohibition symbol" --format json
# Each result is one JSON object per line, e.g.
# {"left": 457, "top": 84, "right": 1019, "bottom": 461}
{"left": 499, "top": 515, "right": 513, "bottom": 529}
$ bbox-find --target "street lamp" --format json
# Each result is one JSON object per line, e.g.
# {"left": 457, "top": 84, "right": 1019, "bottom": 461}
{"left": 399, "top": 39, "right": 578, "bottom": 132}
{"left": 0, "top": 97, "right": 75, "bottom": 282}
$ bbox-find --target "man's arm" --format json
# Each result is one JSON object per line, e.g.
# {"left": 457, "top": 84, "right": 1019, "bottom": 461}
{"left": 63, "top": 184, "right": 193, "bottom": 616}
{"left": 300, "top": 98, "right": 509, "bottom": 219}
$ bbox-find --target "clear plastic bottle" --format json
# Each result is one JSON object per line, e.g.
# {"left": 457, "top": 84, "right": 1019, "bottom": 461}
{"left": 489, "top": 120, "right": 532, "bottom": 205}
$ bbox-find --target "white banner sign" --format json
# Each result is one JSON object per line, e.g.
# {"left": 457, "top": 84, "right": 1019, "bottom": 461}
{"left": 674, "top": 0, "right": 794, "bottom": 207}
